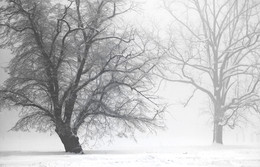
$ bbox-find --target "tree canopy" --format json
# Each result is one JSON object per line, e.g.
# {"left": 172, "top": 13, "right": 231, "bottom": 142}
{"left": 161, "top": 0, "right": 260, "bottom": 144}
{"left": 0, "top": 0, "right": 164, "bottom": 153}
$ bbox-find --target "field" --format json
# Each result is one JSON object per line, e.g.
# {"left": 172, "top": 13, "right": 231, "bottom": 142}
{"left": 0, "top": 146, "right": 260, "bottom": 167}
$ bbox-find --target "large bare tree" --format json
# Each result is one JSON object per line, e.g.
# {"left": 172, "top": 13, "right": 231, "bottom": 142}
{"left": 0, "top": 0, "right": 164, "bottom": 153}
{"left": 161, "top": 0, "right": 260, "bottom": 144}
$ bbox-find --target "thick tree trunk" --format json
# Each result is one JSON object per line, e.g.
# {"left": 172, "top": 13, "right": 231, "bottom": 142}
{"left": 55, "top": 123, "right": 83, "bottom": 154}
{"left": 213, "top": 122, "right": 223, "bottom": 144}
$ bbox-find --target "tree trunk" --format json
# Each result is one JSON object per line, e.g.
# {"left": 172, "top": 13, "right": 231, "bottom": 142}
{"left": 213, "top": 99, "right": 224, "bottom": 144}
{"left": 55, "top": 124, "right": 83, "bottom": 154}
{"left": 213, "top": 122, "right": 223, "bottom": 144}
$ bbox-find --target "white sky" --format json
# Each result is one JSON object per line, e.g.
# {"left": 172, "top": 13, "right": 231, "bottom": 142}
{"left": 0, "top": 0, "right": 260, "bottom": 151}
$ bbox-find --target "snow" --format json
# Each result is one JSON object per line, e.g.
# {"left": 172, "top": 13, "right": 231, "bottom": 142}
{"left": 0, "top": 146, "right": 260, "bottom": 167}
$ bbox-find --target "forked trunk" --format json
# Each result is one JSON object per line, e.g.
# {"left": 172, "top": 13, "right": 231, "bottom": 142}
{"left": 213, "top": 122, "right": 223, "bottom": 144}
{"left": 55, "top": 124, "right": 83, "bottom": 154}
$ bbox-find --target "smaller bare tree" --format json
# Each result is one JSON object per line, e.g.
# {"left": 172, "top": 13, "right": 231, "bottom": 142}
{"left": 160, "top": 0, "right": 260, "bottom": 144}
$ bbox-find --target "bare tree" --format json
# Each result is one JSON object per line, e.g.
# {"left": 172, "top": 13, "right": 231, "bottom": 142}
{"left": 161, "top": 0, "right": 260, "bottom": 144}
{"left": 0, "top": 0, "right": 164, "bottom": 153}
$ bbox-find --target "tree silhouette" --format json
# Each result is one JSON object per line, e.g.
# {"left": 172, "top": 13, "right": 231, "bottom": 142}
{"left": 161, "top": 0, "right": 260, "bottom": 144}
{"left": 0, "top": 0, "right": 164, "bottom": 153}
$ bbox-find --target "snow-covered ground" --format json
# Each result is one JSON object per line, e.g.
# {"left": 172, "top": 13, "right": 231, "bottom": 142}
{"left": 0, "top": 146, "right": 260, "bottom": 167}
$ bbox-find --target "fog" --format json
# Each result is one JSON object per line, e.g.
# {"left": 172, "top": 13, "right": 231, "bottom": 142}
{"left": 0, "top": 0, "right": 260, "bottom": 152}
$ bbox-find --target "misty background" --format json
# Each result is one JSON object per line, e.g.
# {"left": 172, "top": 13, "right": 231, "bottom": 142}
{"left": 0, "top": 0, "right": 260, "bottom": 152}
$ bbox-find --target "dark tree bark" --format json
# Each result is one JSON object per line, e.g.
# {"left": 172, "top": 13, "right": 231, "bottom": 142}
{"left": 56, "top": 129, "right": 83, "bottom": 153}
{"left": 54, "top": 120, "right": 83, "bottom": 153}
